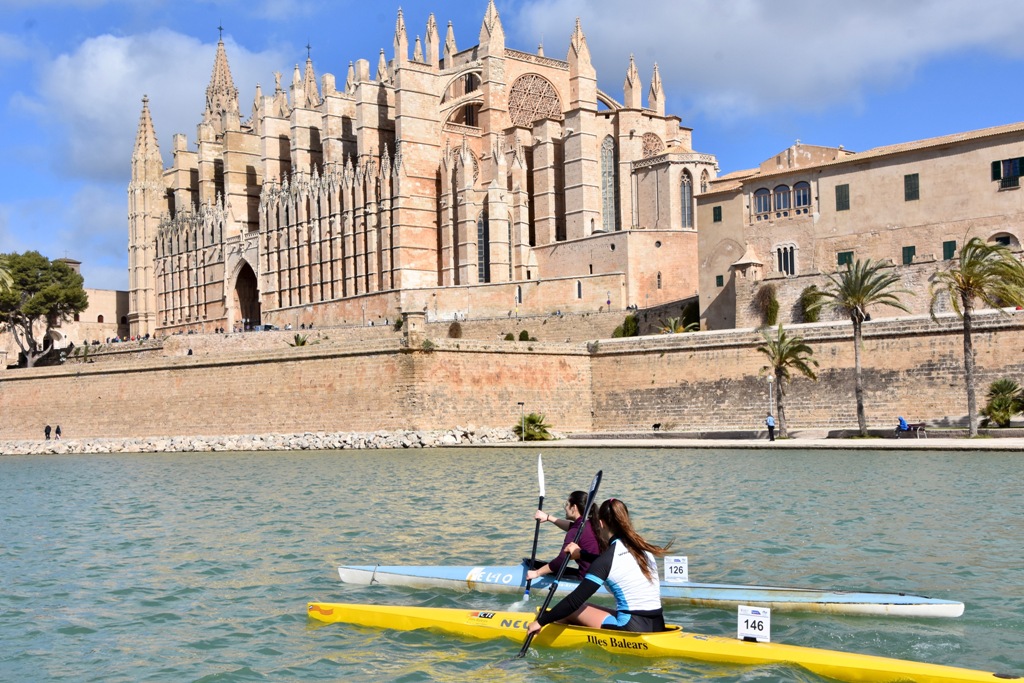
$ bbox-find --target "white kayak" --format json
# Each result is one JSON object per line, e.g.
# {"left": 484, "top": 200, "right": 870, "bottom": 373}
{"left": 337, "top": 562, "right": 965, "bottom": 618}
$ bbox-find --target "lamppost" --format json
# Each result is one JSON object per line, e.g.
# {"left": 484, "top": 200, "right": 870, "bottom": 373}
{"left": 517, "top": 401, "right": 525, "bottom": 442}
{"left": 766, "top": 374, "right": 774, "bottom": 416}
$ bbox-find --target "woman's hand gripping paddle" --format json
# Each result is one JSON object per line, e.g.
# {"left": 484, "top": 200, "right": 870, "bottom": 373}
{"left": 522, "top": 454, "right": 545, "bottom": 601}
{"left": 515, "top": 469, "right": 602, "bottom": 659}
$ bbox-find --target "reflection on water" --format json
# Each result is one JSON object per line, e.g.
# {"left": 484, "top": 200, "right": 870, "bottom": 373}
{"left": 0, "top": 447, "right": 1021, "bottom": 681}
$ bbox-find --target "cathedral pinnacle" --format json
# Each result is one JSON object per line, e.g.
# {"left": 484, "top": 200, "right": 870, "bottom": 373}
{"left": 479, "top": 0, "right": 504, "bottom": 45}
{"left": 203, "top": 36, "right": 240, "bottom": 132}
{"left": 132, "top": 95, "right": 162, "bottom": 181}
{"left": 568, "top": 17, "right": 591, "bottom": 65}
{"left": 303, "top": 55, "right": 320, "bottom": 108}
{"left": 444, "top": 20, "right": 457, "bottom": 65}
{"left": 394, "top": 7, "right": 409, "bottom": 63}
{"left": 624, "top": 54, "right": 642, "bottom": 109}
{"left": 648, "top": 62, "right": 664, "bottom": 116}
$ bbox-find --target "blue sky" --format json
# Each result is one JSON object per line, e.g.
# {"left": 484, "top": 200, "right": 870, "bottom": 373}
{"left": 4, "top": 0, "right": 1024, "bottom": 290}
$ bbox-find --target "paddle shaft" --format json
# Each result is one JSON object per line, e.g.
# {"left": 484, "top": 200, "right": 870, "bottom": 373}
{"left": 516, "top": 470, "right": 602, "bottom": 658}
{"left": 523, "top": 494, "right": 544, "bottom": 597}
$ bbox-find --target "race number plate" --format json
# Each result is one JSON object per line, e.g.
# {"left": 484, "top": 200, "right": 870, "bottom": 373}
{"left": 737, "top": 605, "right": 770, "bottom": 642}
{"left": 663, "top": 556, "right": 688, "bottom": 583}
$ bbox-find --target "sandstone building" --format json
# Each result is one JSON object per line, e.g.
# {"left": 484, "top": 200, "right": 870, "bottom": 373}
{"left": 697, "top": 123, "right": 1024, "bottom": 330}
{"left": 128, "top": 2, "right": 715, "bottom": 336}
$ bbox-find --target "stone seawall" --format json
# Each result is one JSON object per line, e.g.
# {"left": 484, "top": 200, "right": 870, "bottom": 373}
{"left": 3, "top": 309, "right": 1023, "bottom": 441}
{"left": 0, "top": 427, "right": 520, "bottom": 455}
{"left": 590, "top": 309, "right": 1024, "bottom": 432}
{"left": 0, "top": 338, "right": 594, "bottom": 440}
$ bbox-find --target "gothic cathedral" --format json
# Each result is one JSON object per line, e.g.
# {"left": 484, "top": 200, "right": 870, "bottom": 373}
{"left": 128, "top": 2, "right": 716, "bottom": 335}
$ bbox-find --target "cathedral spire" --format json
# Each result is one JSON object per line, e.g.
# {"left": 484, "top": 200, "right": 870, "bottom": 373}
{"left": 479, "top": 0, "right": 504, "bottom": 48}
{"left": 648, "top": 62, "right": 664, "bottom": 115}
{"left": 568, "top": 18, "right": 591, "bottom": 67}
{"left": 567, "top": 18, "right": 595, "bottom": 109}
{"left": 203, "top": 37, "right": 240, "bottom": 133}
{"left": 377, "top": 49, "right": 390, "bottom": 82}
{"left": 623, "top": 54, "right": 641, "bottom": 109}
{"left": 394, "top": 7, "right": 409, "bottom": 64}
{"left": 132, "top": 95, "right": 162, "bottom": 180}
{"left": 443, "top": 20, "right": 457, "bottom": 66}
{"left": 413, "top": 35, "right": 424, "bottom": 62}
{"left": 302, "top": 55, "right": 320, "bottom": 108}
{"left": 425, "top": 13, "right": 440, "bottom": 67}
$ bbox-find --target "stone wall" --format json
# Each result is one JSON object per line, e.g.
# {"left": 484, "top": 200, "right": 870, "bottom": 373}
{"left": 4, "top": 309, "right": 1023, "bottom": 441}
{"left": 0, "top": 338, "right": 593, "bottom": 440}
{"left": 590, "top": 309, "right": 1024, "bottom": 432}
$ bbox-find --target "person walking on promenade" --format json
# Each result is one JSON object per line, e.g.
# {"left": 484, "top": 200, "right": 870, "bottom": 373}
{"left": 44, "top": 425, "right": 51, "bottom": 440}
{"left": 55, "top": 425, "right": 62, "bottom": 440}
{"left": 765, "top": 413, "right": 776, "bottom": 441}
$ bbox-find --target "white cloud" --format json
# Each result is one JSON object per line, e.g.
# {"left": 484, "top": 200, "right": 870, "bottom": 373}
{"left": 508, "top": 0, "right": 1024, "bottom": 120}
{"left": 17, "top": 29, "right": 285, "bottom": 182}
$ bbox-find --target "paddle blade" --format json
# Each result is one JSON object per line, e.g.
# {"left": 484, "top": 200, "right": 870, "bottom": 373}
{"left": 516, "top": 469, "right": 602, "bottom": 658}
{"left": 537, "top": 454, "right": 545, "bottom": 499}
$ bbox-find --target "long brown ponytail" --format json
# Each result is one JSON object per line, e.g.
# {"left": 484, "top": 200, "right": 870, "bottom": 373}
{"left": 597, "top": 498, "right": 672, "bottom": 582}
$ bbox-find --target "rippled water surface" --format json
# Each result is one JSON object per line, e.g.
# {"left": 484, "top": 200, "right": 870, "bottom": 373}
{"left": 1, "top": 448, "right": 1022, "bottom": 682}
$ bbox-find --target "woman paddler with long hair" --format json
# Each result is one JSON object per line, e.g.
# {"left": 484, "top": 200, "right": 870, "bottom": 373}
{"left": 526, "top": 489, "right": 600, "bottom": 581}
{"left": 527, "top": 498, "right": 672, "bottom": 634}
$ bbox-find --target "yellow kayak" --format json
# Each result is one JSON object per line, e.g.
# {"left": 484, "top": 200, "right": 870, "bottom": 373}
{"left": 307, "top": 602, "right": 1019, "bottom": 683}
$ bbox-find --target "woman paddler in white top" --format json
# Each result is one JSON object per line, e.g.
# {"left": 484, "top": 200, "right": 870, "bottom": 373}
{"left": 527, "top": 498, "right": 672, "bottom": 634}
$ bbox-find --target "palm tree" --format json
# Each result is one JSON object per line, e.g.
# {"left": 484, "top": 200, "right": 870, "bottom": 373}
{"left": 513, "top": 413, "right": 553, "bottom": 441}
{"left": 980, "top": 378, "right": 1023, "bottom": 428}
{"left": 930, "top": 237, "right": 1024, "bottom": 436}
{"left": 815, "top": 259, "right": 911, "bottom": 436}
{"left": 756, "top": 323, "right": 818, "bottom": 438}
{"left": 658, "top": 316, "right": 698, "bottom": 334}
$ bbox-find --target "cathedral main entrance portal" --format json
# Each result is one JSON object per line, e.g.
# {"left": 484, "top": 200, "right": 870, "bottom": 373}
{"left": 233, "top": 262, "right": 261, "bottom": 330}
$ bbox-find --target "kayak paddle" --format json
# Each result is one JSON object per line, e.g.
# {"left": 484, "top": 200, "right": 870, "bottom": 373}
{"left": 515, "top": 469, "right": 602, "bottom": 658}
{"left": 522, "top": 453, "right": 545, "bottom": 601}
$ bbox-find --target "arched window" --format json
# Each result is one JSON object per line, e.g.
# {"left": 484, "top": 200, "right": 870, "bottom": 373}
{"left": 776, "top": 244, "right": 797, "bottom": 276}
{"left": 516, "top": 285, "right": 522, "bottom": 304}
{"left": 754, "top": 188, "right": 771, "bottom": 216}
{"left": 477, "top": 212, "right": 490, "bottom": 283}
{"left": 773, "top": 185, "right": 790, "bottom": 212}
{"left": 97, "top": 315, "right": 104, "bottom": 323}
{"left": 681, "top": 172, "right": 693, "bottom": 228}
{"left": 600, "top": 136, "right": 618, "bottom": 231}
{"left": 794, "top": 181, "right": 811, "bottom": 210}
{"left": 576, "top": 281, "right": 583, "bottom": 299}
{"left": 700, "top": 170, "right": 709, "bottom": 194}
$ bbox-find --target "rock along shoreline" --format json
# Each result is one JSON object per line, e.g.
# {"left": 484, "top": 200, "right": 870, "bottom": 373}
{"left": 0, "top": 427, "right": 520, "bottom": 455}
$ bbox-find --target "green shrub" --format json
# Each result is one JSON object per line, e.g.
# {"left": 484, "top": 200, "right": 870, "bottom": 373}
{"left": 393, "top": 317, "right": 404, "bottom": 331}
{"left": 513, "top": 412, "right": 553, "bottom": 441}
{"left": 504, "top": 332, "right": 515, "bottom": 341}
{"left": 753, "top": 284, "right": 779, "bottom": 327}
{"left": 612, "top": 314, "right": 639, "bottom": 338}
{"left": 519, "top": 330, "right": 530, "bottom": 341}
{"left": 981, "top": 378, "right": 1023, "bottom": 427}
{"left": 421, "top": 339, "right": 435, "bottom": 351}
{"left": 799, "top": 285, "right": 823, "bottom": 323}
{"left": 448, "top": 322, "right": 463, "bottom": 339}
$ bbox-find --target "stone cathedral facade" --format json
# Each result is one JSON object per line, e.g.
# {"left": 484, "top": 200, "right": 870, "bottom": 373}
{"left": 128, "top": 2, "right": 716, "bottom": 336}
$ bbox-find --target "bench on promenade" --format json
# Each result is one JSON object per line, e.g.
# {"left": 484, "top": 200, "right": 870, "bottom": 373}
{"left": 895, "top": 422, "right": 927, "bottom": 438}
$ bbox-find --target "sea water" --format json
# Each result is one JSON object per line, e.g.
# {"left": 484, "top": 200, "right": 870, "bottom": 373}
{"left": 1, "top": 447, "right": 1022, "bottom": 682}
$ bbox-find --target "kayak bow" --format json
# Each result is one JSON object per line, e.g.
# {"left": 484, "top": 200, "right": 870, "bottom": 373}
{"left": 306, "top": 602, "right": 1015, "bottom": 683}
{"left": 337, "top": 563, "right": 965, "bottom": 618}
